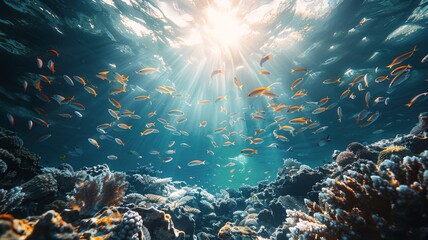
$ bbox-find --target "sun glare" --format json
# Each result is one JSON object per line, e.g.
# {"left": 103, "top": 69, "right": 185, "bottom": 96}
{"left": 203, "top": 6, "right": 248, "bottom": 49}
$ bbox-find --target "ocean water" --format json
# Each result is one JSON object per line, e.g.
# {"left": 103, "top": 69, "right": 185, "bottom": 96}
{"left": 0, "top": 0, "right": 427, "bottom": 192}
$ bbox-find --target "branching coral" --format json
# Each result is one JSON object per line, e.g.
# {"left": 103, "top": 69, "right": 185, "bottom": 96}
{"left": 68, "top": 172, "right": 128, "bottom": 216}
{"left": 285, "top": 156, "right": 428, "bottom": 240}
{"left": 0, "top": 186, "right": 25, "bottom": 214}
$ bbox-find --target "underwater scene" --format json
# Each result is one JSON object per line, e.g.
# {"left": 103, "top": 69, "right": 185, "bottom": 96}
{"left": 1, "top": 0, "right": 428, "bottom": 239}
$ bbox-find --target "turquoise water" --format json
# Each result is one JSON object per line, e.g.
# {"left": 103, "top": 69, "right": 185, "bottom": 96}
{"left": 0, "top": 0, "right": 427, "bottom": 191}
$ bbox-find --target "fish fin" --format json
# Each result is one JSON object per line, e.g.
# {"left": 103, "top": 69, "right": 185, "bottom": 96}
{"left": 405, "top": 103, "right": 412, "bottom": 107}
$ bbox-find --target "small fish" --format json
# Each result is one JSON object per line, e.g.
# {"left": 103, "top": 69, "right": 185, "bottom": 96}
{"left": 107, "top": 155, "right": 118, "bottom": 160}
{"left": 365, "top": 91, "right": 371, "bottom": 108}
{"left": 58, "top": 113, "right": 73, "bottom": 118}
{"left": 164, "top": 124, "right": 177, "bottom": 131}
{"left": 188, "top": 160, "right": 205, "bottom": 166}
{"left": 250, "top": 138, "right": 264, "bottom": 144}
{"left": 374, "top": 75, "right": 389, "bottom": 83}
{"left": 405, "top": 92, "right": 428, "bottom": 107}
{"left": 215, "top": 95, "right": 227, "bottom": 103}
{"left": 240, "top": 148, "right": 258, "bottom": 155}
{"left": 109, "top": 87, "right": 126, "bottom": 95}
{"left": 259, "top": 69, "right": 271, "bottom": 75}
{"left": 291, "top": 68, "right": 308, "bottom": 73}
{"left": 28, "top": 120, "right": 33, "bottom": 130}
{"left": 289, "top": 117, "right": 312, "bottom": 124}
{"left": 117, "top": 123, "right": 132, "bottom": 130}
{"left": 36, "top": 134, "right": 52, "bottom": 143}
{"left": 137, "top": 67, "right": 159, "bottom": 75}
{"left": 323, "top": 78, "right": 340, "bottom": 85}
{"left": 318, "top": 96, "right": 330, "bottom": 106}
{"left": 248, "top": 86, "right": 270, "bottom": 97}
{"left": 108, "top": 98, "right": 122, "bottom": 109}
{"left": 148, "top": 111, "right": 157, "bottom": 118}
{"left": 260, "top": 54, "right": 272, "bottom": 67}
{"left": 307, "top": 122, "right": 320, "bottom": 129}
{"left": 340, "top": 88, "right": 351, "bottom": 99}
{"left": 134, "top": 95, "right": 150, "bottom": 101}
{"left": 32, "top": 117, "right": 50, "bottom": 128}
{"left": 84, "top": 86, "right": 98, "bottom": 97}
{"left": 349, "top": 74, "right": 364, "bottom": 87}
{"left": 291, "top": 78, "right": 304, "bottom": 90}
{"left": 47, "top": 60, "right": 55, "bottom": 74}
{"left": 114, "top": 137, "right": 125, "bottom": 146}
{"left": 88, "top": 138, "right": 100, "bottom": 148}
{"left": 73, "top": 76, "right": 87, "bottom": 86}
{"left": 197, "top": 100, "right": 210, "bottom": 104}
{"left": 386, "top": 46, "right": 416, "bottom": 69}
{"left": 181, "top": 143, "right": 191, "bottom": 148}
{"left": 163, "top": 157, "right": 173, "bottom": 163}
{"left": 267, "top": 143, "right": 279, "bottom": 148}
{"left": 312, "top": 107, "right": 327, "bottom": 115}
{"left": 360, "top": 111, "right": 380, "bottom": 128}
{"left": 108, "top": 109, "right": 120, "bottom": 120}
{"left": 207, "top": 150, "right": 215, "bottom": 155}
{"left": 5, "top": 113, "right": 14, "bottom": 128}
{"left": 140, "top": 128, "right": 159, "bottom": 136}
{"left": 63, "top": 75, "right": 74, "bottom": 86}
{"left": 373, "top": 97, "right": 387, "bottom": 104}
{"left": 349, "top": 93, "right": 356, "bottom": 100}
{"left": 287, "top": 105, "right": 304, "bottom": 113}
{"left": 279, "top": 125, "right": 295, "bottom": 133}
{"left": 176, "top": 117, "right": 187, "bottom": 124}
{"left": 200, "top": 121, "right": 207, "bottom": 127}
{"left": 23, "top": 80, "right": 28, "bottom": 91}
{"left": 150, "top": 150, "right": 160, "bottom": 155}
{"left": 389, "top": 69, "right": 410, "bottom": 89}
{"left": 36, "top": 56, "right": 43, "bottom": 68}
{"left": 317, "top": 135, "right": 331, "bottom": 147}
{"left": 291, "top": 89, "right": 307, "bottom": 99}
{"left": 233, "top": 77, "right": 243, "bottom": 90}
{"left": 168, "top": 109, "right": 184, "bottom": 116}
{"left": 337, "top": 106, "right": 342, "bottom": 123}
{"left": 363, "top": 74, "right": 369, "bottom": 87}
{"left": 70, "top": 102, "right": 86, "bottom": 111}
{"left": 47, "top": 49, "right": 59, "bottom": 56}
{"left": 422, "top": 54, "right": 428, "bottom": 63}
{"left": 157, "top": 118, "right": 169, "bottom": 125}
{"left": 312, "top": 126, "right": 328, "bottom": 135}
{"left": 211, "top": 69, "right": 223, "bottom": 78}
{"left": 391, "top": 64, "right": 411, "bottom": 76}
{"left": 215, "top": 126, "right": 227, "bottom": 133}
{"left": 355, "top": 109, "right": 369, "bottom": 123}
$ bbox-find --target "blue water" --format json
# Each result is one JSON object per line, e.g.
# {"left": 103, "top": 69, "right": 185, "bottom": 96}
{"left": 0, "top": 0, "right": 427, "bottom": 191}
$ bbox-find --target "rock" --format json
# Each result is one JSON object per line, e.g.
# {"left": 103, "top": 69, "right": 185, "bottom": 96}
{"left": 346, "top": 142, "right": 377, "bottom": 161}
{"left": 0, "top": 159, "right": 7, "bottom": 174}
{"left": 269, "top": 201, "right": 286, "bottom": 227}
{"left": 239, "top": 185, "right": 257, "bottom": 199}
{"left": 26, "top": 210, "right": 79, "bottom": 240}
{"left": 336, "top": 151, "right": 358, "bottom": 168}
{"left": 199, "top": 200, "right": 214, "bottom": 214}
{"left": 21, "top": 173, "right": 58, "bottom": 201}
{"left": 257, "top": 209, "right": 274, "bottom": 226}
{"left": 0, "top": 135, "right": 23, "bottom": 150}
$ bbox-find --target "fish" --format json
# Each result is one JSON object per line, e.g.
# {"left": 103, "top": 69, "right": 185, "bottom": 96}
{"left": 114, "top": 138, "right": 125, "bottom": 146}
{"left": 168, "top": 109, "right": 184, "bottom": 116}
{"left": 340, "top": 88, "right": 351, "bottom": 99}
{"left": 70, "top": 102, "right": 85, "bottom": 111}
{"left": 291, "top": 68, "right": 308, "bottom": 73}
{"left": 23, "top": 80, "right": 28, "bottom": 91}
{"left": 287, "top": 105, "right": 304, "bottom": 113}
{"left": 88, "top": 138, "right": 100, "bottom": 148}
{"left": 211, "top": 141, "right": 219, "bottom": 148}
{"left": 405, "top": 92, "right": 428, "bottom": 107}
{"left": 134, "top": 95, "right": 150, "bottom": 101}
{"left": 108, "top": 109, "right": 120, "bottom": 120}
{"left": 317, "top": 135, "right": 331, "bottom": 147}
{"left": 197, "top": 100, "right": 210, "bottom": 104}
{"left": 223, "top": 141, "right": 235, "bottom": 146}
{"left": 163, "top": 157, "right": 173, "bottom": 163}
{"left": 307, "top": 122, "right": 320, "bottom": 129}
{"left": 391, "top": 64, "right": 411, "bottom": 76}
{"left": 47, "top": 60, "right": 55, "bottom": 74}
{"left": 207, "top": 150, "right": 215, "bottom": 155}
{"left": 356, "top": 109, "right": 369, "bottom": 123}
{"left": 37, "top": 93, "right": 51, "bottom": 103}
{"left": 157, "top": 118, "right": 169, "bottom": 125}
{"left": 211, "top": 69, "right": 224, "bottom": 78}
{"left": 28, "top": 120, "right": 33, "bottom": 130}
{"left": 254, "top": 129, "right": 265, "bottom": 135}
{"left": 150, "top": 150, "right": 160, "bottom": 155}
{"left": 137, "top": 67, "right": 159, "bottom": 75}
{"left": 32, "top": 117, "right": 50, "bottom": 128}
{"left": 6, "top": 113, "right": 14, "bottom": 127}
{"left": 74, "top": 111, "right": 83, "bottom": 118}
{"left": 36, "top": 134, "right": 52, "bottom": 143}
{"left": 422, "top": 54, "right": 428, "bottom": 63}
{"left": 267, "top": 143, "right": 279, "bottom": 148}
{"left": 109, "top": 87, "right": 126, "bottom": 95}
{"left": 262, "top": 91, "right": 279, "bottom": 98}
{"left": 200, "top": 121, "right": 207, "bottom": 127}
{"left": 63, "top": 75, "right": 74, "bottom": 86}
{"left": 47, "top": 49, "right": 59, "bottom": 56}
{"left": 318, "top": 96, "right": 330, "bottom": 106}
{"left": 84, "top": 86, "right": 98, "bottom": 97}
{"left": 39, "top": 74, "right": 52, "bottom": 84}
{"left": 58, "top": 113, "right": 73, "bottom": 118}
{"left": 233, "top": 77, "right": 243, "bottom": 90}
{"left": 349, "top": 93, "right": 356, "bottom": 100}
{"left": 289, "top": 118, "right": 312, "bottom": 125}
{"left": 108, "top": 98, "right": 122, "bottom": 109}
{"left": 250, "top": 138, "right": 264, "bottom": 144}
{"left": 374, "top": 75, "right": 389, "bottom": 83}
{"left": 241, "top": 148, "right": 258, "bottom": 155}
{"left": 60, "top": 96, "right": 75, "bottom": 105}
{"left": 291, "top": 78, "right": 304, "bottom": 90}
{"left": 164, "top": 124, "right": 177, "bottom": 131}
{"left": 259, "top": 69, "right": 271, "bottom": 75}
{"left": 251, "top": 114, "right": 264, "bottom": 120}
{"left": 363, "top": 74, "right": 369, "bottom": 87}
{"left": 349, "top": 74, "right": 364, "bottom": 87}
{"left": 168, "top": 141, "right": 175, "bottom": 148}
{"left": 278, "top": 125, "right": 295, "bottom": 133}
{"left": 107, "top": 155, "right": 118, "bottom": 160}
{"left": 312, "top": 126, "right": 328, "bottom": 135}
{"left": 176, "top": 117, "right": 187, "bottom": 124}
{"left": 291, "top": 89, "right": 307, "bottom": 99}
{"left": 273, "top": 104, "right": 288, "bottom": 112}
{"left": 260, "top": 54, "right": 272, "bottom": 67}
{"left": 323, "top": 78, "right": 340, "bottom": 85}
{"left": 386, "top": 46, "right": 417, "bottom": 69}
{"left": 360, "top": 111, "right": 380, "bottom": 128}
{"left": 389, "top": 69, "right": 409, "bottom": 89}
{"left": 248, "top": 86, "right": 270, "bottom": 97}
{"left": 365, "top": 91, "right": 371, "bottom": 108}
{"left": 140, "top": 128, "right": 159, "bottom": 136}
{"left": 148, "top": 111, "right": 157, "bottom": 118}
{"left": 187, "top": 160, "right": 205, "bottom": 166}
{"left": 36, "top": 56, "right": 43, "bottom": 68}
{"left": 337, "top": 106, "right": 342, "bottom": 123}
{"left": 215, "top": 126, "right": 227, "bottom": 133}
{"left": 117, "top": 123, "right": 132, "bottom": 130}
{"left": 312, "top": 107, "right": 327, "bottom": 115}
{"left": 73, "top": 76, "right": 87, "bottom": 86}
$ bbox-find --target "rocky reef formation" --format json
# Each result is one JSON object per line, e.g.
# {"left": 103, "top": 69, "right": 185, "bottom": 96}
{"left": 1, "top": 118, "right": 428, "bottom": 239}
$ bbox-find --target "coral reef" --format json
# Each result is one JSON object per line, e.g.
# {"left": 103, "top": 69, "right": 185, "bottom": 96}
{"left": 217, "top": 222, "right": 258, "bottom": 240}
{"left": 378, "top": 145, "right": 413, "bottom": 164}
{"left": 0, "top": 187, "right": 25, "bottom": 214}
{"left": 68, "top": 172, "right": 128, "bottom": 216}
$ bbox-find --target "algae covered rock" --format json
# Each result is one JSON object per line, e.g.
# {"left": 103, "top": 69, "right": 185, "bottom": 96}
{"left": 378, "top": 146, "right": 412, "bottom": 164}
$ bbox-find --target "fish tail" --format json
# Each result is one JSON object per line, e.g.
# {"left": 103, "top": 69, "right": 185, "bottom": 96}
{"left": 405, "top": 103, "right": 412, "bottom": 107}
{"left": 336, "top": 78, "right": 341, "bottom": 83}
{"left": 250, "top": 140, "right": 254, "bottom": 144}
{"left": 239, "top": 85, "right": 243, "bottom": 90}
{"left": 413, "top": 46, "right": 417, "bottom": 52}
{"left": 254, "top": 150, "right": 258, "bottom": 154}
{"left": 386, "top": 64, "right": 394, "bottom": 69}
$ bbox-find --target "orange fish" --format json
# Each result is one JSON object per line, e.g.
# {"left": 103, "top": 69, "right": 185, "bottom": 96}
{"left": 405, "top": 92, "right": 428, "bottom": 107}
{"left": 260, "top": 54, "right": 272, "bottom": 67}
{"left": 47, "top": 49, "right": 59, "bottom": 57}
{"left": 386, "top": 46, "right": 416, "bottom": 69}
{"left": 291, "top": 78, "right": 304, "bottom": 90}
{"left": 248, "top": 86, "right": 270, "bottom": 97}
{"left": 233, "top": 77, "right": 243, "bottom": 90}
{"left": 291, "top": 68, "right": 308, "bottom": 73}
{"left": 39, "top": 74, "right": 52, "bottom": 84}
{"left": 289, "top": 117, "right": 312, "bottom": 124}
{"left": 259, "top": 69, "right": 271, "bottom": 75}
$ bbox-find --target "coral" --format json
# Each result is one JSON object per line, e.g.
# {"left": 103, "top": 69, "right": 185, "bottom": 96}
{"left": 42, "top": 166, "right": 86, "bottom": 195}
{"left": 410, "top": 112, "right": 428, "bottom": 137}
{"left": 0, "top": 187, "right": 25, "bottom": 214}
{"left": 116, "top": 210, "right": 144, "bottom": 240}
{"left": 26, "top": 210, "right": 78, "bottom": 240}
{"left": 346, "top": 142, "right": 377, "bottom": 161}
{"left": 78, "top": 207, "right": 123, "bottom": 239}
{"left": 378, "top": 146, "right": 413, "bottom": 164}
{"left": 270, "top": 168, "right": 323, "bottom": 196}
{"left": 21, "top": 173, "right": 58, "bottom": 201}
{"left": 285, "top": 156, "right": 428, "bottom": 239}
{"left": 128, "top": 174, "right": 171, "bottom": 195}
{"left": 282, "top": 158, "right": 302, "bottom": 169}
{"left": 68, "top": 172, "right": 128, "bottom": 216}
{"left": 123, "top": 193, "right": 147, "bottom": 206}
{"left": 0, "top": 213, "right": 34, "bottom": 239}
{"left": 0, "top": 159, "right": 7, "bottom": 175}
{"left": 81, "top": 164, "right": 110, "bottom": 176}
{"left": 238, "top": 185, "right": 257, "bottom": 199}
{"left": 336, "top": 151, "right": 357, "bottom": 168}
{"left": 215, "top": 198, "right": 237, "bottom": 217}
{"left": 217, "top": 222, "right": 258, "bottom": 240}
